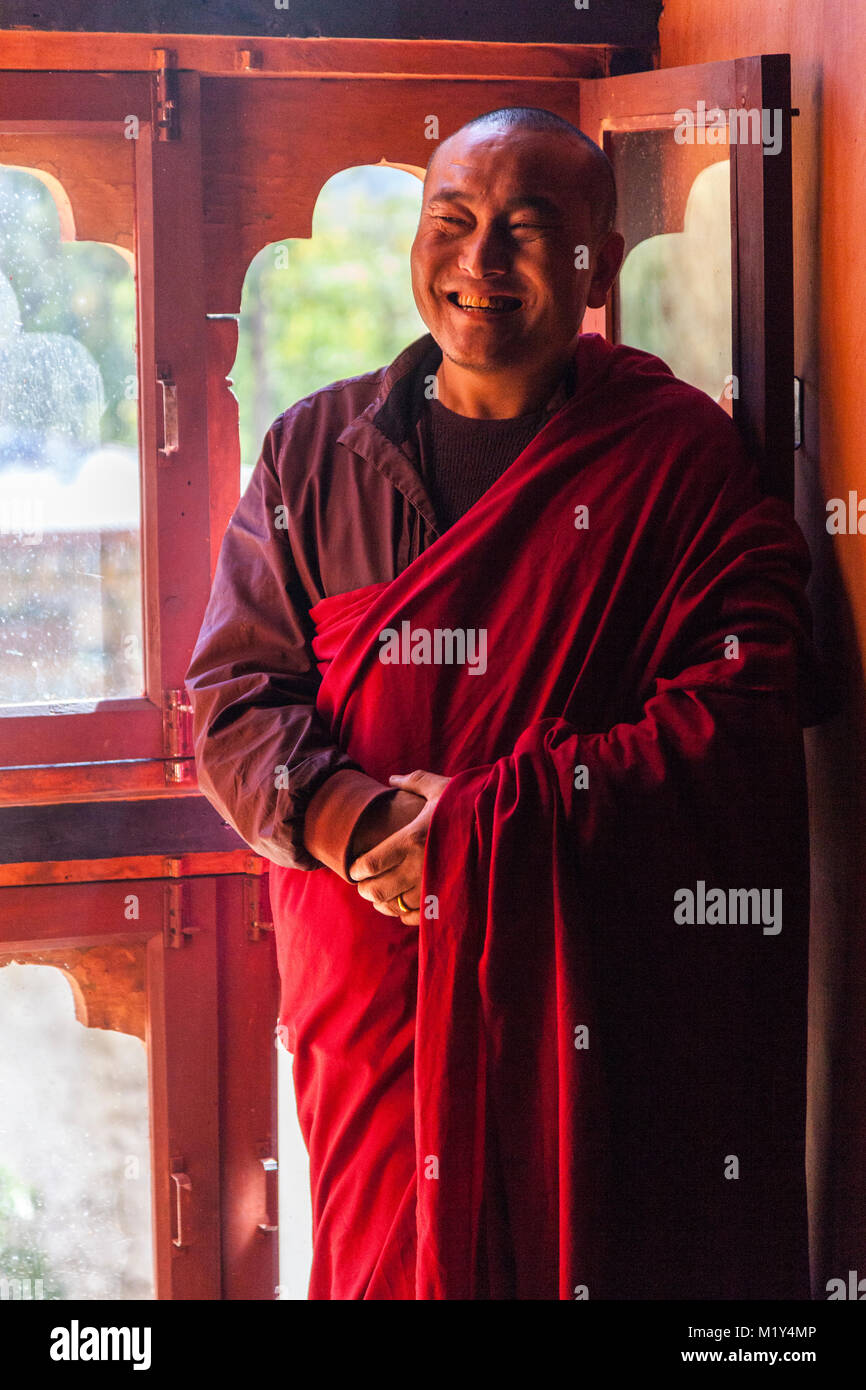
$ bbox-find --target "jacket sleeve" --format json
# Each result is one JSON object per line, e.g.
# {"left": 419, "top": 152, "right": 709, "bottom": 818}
{"left": 184, "top": 418, "right": 390, "bottom": 871}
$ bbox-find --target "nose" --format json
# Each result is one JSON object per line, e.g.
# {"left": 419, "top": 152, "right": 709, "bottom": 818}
{"left": 457, "top": 221, "right": 511, "bottom": 281}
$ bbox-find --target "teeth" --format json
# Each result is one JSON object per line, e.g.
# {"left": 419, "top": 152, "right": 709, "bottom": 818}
{"left": 455, "top": 294, "right": 515, "bottom": 309}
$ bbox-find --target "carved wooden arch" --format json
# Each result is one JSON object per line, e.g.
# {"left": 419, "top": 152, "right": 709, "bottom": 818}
{"left": 204, "top": 150, "right": 429, "bottom": 572}
{"left": 0, "top": 945, "right": 146, "bottom": 1040}
{"left": 200, "top": 73, "right": 590, "bottom": 315}
{"left": 0, "top": 134, "right": 136, "bottom": 266}
{"left": 197, "top": 62, "right": 598, "bottom": 564}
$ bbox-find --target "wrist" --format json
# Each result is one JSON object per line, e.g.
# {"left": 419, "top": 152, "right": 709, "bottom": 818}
{"left": 349, "top": 788, "right": 425, "bottom": 862}
{"left": 303, "top": 769, "right": 395, "bottom": 879}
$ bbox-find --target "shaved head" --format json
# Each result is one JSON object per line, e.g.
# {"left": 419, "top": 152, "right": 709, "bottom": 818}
{"left": 410, "top": 103, "right": 625, "bottom": 414}
{"left": 425, "top": 106, "right": 617, "bottom": 246}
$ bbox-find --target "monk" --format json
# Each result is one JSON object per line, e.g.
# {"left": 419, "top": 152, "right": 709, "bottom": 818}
{"left": 186, "top": 106, "right": 817, "bottom": 1300}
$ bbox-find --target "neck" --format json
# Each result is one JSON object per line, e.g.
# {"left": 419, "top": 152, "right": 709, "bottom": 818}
{"left": 434, "top": 344, "right": 576, "bottom": 419}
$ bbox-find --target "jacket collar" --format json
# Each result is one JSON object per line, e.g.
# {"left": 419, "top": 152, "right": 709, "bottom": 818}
{"left": 373, "top": 332, "right": 443, "bottom": 452}
{"left": 369, "top": 330, "right": 578, "bottom": 442}
{"left": 335, "top": 330, "right": 579, "bottom": 527}
{"left": 335, "top": 334, "right": 441, "bottom": 528}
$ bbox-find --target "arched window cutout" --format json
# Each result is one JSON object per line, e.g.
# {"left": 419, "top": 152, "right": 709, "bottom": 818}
{"left": 0, "top": 162, "right": 142, "bottom": 706}
{"left": 235, "top": 162, "right": 426, "bottom": 491}
{"left": 0, "top": 959, "right": 154, "bottom": 1299}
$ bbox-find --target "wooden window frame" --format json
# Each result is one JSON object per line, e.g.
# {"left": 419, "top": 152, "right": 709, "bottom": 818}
{"left": 0, "top": 72, "right": 213, "bottom": 802}
{"left": 0, "top": 852, "right": 278, "bottom": 1300}
{"left": 580, "top": 55, "right": 795, "bottom": 501}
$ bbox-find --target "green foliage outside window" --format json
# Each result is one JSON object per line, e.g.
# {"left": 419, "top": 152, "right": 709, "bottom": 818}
{"left": 234, "top": 165, "right": 426, "bottom": 486}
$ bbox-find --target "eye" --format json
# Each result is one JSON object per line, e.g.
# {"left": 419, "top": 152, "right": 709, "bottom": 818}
{"left": 434, "top": 215, "right": 467, "bottom": 226}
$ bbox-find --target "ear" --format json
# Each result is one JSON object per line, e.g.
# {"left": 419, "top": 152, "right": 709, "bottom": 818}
{"left": 586, "top": 230, "right": 625, "bottom": 310}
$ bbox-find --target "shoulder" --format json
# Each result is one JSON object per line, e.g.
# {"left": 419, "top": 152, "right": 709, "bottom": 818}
{"left": 268, "top": 365, "right": 388, "bottom": 453}
{"left": 583, "top": 335, "right": 759, "bottom": 499}
{"left": 246, "top": 365, "right": 391, "bottom": 511}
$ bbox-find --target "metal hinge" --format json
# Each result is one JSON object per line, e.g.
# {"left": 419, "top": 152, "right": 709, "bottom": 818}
{"left": 245, "top": 861, "right": 275, "bottom": 942}
{"left": 163, "top": 875, "right": 202, "bottom": 949}
{"left": 235, "top": 48, "right": 262, "bottom": 72}
{"left": 163, "top": 688, "right": 194, "bottom": 785}
{"left": 151, "top": 48, "right": 179, "bottom": 140}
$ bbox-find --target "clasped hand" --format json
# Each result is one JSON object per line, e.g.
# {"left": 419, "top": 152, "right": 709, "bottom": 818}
{"left": 347, "top": 769, "right": 450, "bottom": 926}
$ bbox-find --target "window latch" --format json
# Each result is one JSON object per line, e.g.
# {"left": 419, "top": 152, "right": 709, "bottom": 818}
{"left": 258, "top": 1149, "right": 279, "bottom": 1234}
{"left": 170, "top": 1157, "right": 193, "bottom": 1248}
{"left": 157, "top": 363, "right": 179, "bottom": 456}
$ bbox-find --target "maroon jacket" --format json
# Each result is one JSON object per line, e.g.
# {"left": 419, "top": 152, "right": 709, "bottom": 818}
{"left": 185, "top": 331, "right": 574, "bottom": 874}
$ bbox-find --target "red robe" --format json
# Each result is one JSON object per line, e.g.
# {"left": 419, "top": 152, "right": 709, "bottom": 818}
{"left": 269, "top": 333, "right": 815, "bottom": 1300}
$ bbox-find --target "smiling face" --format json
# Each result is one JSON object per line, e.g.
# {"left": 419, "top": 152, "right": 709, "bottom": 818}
{"left": 410, "top": 123, "right": 623, "bottom": 378}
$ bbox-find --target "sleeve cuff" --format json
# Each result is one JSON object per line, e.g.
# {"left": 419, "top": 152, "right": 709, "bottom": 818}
{"left": 302, "top": 768, "right": 394, "bottom": 880}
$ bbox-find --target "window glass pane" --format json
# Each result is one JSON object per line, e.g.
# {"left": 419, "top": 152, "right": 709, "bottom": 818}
{"left": 610, "top": 127, "right": 733, "bottom": 406}
{"left": 0, "top": 143, "right": 142, "bottom": 705}
{"left": 0, "top": 959, "right": 154, "bottom": 1300}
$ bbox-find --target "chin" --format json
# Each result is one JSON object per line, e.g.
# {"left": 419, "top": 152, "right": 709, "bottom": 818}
{"left": 439, "top": 337, "right": 517, "bottom": 369}
{"left": 440, "top": 349, "right": 503, "bottom": 373}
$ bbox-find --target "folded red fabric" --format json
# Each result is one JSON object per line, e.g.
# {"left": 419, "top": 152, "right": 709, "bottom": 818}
{"left": 270, "top": 333, "right": 816, "bottom": 1300}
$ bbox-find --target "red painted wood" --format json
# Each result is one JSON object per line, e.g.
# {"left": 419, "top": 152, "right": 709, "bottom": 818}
{"left": 0, "top": 702, "right": 163, "bottom": 769}
{"left": 0, "top": 761, "right": 192, "bottom": 807}
{"left": 137, "top": 75, "right": 215, "bottom": 698}
{"left": 0, "top": 878, "right": 164, "bottom": 949}
{"left": 215, "top": 874, "right": 280, "bottom": 1300}
{"left": 0, "top": 72, "right": 214, "bottom": 776}
{"left": 0, "top": 72, "right": 152, "bottom": 122}
{"left": 147, "top": 876, "right": 221, "bottom": 1299}
{"left": 0, "top": 32, "right": 612, "bottom": 81}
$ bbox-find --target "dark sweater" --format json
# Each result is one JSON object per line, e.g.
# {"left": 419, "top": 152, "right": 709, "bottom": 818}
{"left": 420, "top": 398, "right": 547, "bottom": 531}
{"left": 418, "top": 358, "right": 577, "bottom": 531}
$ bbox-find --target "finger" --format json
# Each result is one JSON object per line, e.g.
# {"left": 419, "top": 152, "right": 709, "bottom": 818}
{"left": 389, "top": 770, "right": 451, "bottom": 806}
{"left": 371, "top": 900, "right": 421, "bottom": 927}
{"left": 370, "top": 889, "right": 419, "bottom": 917}
{"left": 356, "top": 867, "right": 419, "bottom": 907}
{"left": 348, "top": 833, "right": 409, "bottom": 883}
{"left": 389, "top": 769, "right": 438, "bottom": 798}
{"left": 348, "top": 816, "right": 426, "bottom": 881}
{"left": 374, "top": 894, "right": 421, "bottom": 927}
{"left": 371, "top": 898, "right": 404, "bottom": 917}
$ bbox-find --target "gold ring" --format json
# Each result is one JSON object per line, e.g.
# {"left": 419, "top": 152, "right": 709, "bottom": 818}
{"left": 396, "top": 892, "right": 411, "bottom": 913}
